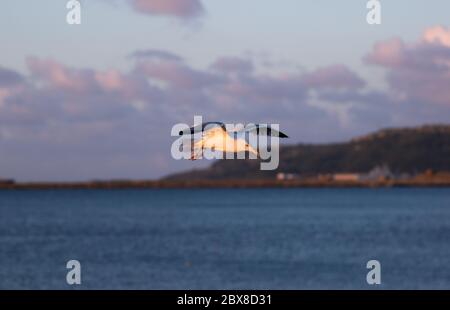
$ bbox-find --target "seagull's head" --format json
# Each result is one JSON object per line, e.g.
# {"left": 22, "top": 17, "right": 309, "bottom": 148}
{"left": 179, "top": 129, "right": 190, "bottom": 136}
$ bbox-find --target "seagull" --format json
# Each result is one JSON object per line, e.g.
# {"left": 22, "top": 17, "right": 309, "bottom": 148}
{"left": 179, "top": 122, "right": 288, "bottom": 160}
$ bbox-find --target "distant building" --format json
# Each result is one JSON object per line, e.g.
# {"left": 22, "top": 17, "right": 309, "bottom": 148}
{"left": 317, "top": 174, "right": 333, "bottom": 181}
{"left": 276, "top": 173, "right": 297, "bottom": 180}
{"left": 332, "top": 173, "right": 361, "bottom": 182}
{"left": 361, "top": 165, "right": 394, "bottom": 181}
{"left": 0, "top": 179, "right": 15, "bottom": 185}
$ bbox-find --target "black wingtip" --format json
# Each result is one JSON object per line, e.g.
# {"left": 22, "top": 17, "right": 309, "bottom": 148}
{"left": 279, "top": 132, "right": 289, "bottom": 138}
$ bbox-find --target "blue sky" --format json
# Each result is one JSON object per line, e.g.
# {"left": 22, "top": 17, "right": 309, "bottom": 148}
{"left": 1, "top": 0, "right": 450, "bottom": 181}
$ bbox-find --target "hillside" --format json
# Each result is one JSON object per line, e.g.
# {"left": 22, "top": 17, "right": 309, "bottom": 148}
{"left": 165, "top": 125, "right": 450, "bottom": 180}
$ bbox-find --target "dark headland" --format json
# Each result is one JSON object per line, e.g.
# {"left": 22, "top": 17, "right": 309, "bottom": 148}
{"left": 1, "top": 124, "right": 450, "bottom": 189}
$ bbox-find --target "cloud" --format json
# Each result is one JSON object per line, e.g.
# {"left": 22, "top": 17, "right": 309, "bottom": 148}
{"left": 423, "top": 26, "right": 450, "bottom": 47}
{"left": 128, "top": 0, "right": 204, "bottom": 19}
{"left": 1, "top": 53, "right": 368, "bottom": 180}
{"left": 3, "top": 25, "right": 450, "bottom": 180}
{"left": 0, "top": 67, "right": 24, "bottom": 87}
{"left": 303, "top": 65, "right": 366, "bottom": 90}
{"left": 364, "top": 38, "right": 405, "bottom": 67}
{"left": 0, "top": 67, "right": 25, "bottom": 108}
{"left": 135, "top": 58, "right": 224, "bottom": 89}
{"left": 129, "top": 49, "right": 183, "bottom": 62}
{"left": 27, "top": 57, "right": 98, "bottom": 92}
{"left": 210, "top": 57, "right": 254, "bottom": 74}
{"left": 366, "top": 26, "right": 450, "bottom": 106}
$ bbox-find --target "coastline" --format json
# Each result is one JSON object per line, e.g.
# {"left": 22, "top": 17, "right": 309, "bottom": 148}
{"left": 1, "top": 178, "right": 450, "bottom": 190}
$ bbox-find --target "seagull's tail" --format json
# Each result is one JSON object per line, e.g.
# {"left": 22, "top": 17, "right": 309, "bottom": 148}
{"left": 190, "top": 148, "right": 203, "bottom": 160}
{"left": 190, "top": 151, "right": 198, "bottom": 160}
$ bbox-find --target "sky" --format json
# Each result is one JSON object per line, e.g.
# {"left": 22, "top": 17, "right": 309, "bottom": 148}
{"left": 1, "top": 0, "right": 450, "bottom": 181}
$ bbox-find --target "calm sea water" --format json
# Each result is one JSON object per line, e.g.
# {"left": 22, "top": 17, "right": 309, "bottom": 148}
{"left": 0, "top": 188, "right": 449, "bottom": 289}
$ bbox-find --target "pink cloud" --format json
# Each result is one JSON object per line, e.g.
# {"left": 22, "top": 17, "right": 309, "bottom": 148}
{"left": 423, "top": 26, "right": 450, "bottom": 47}
{"left": 95, "top": 70, "right": 126, "bottom": 91}
{"left": 365, "top": 38, "right": 405, "bottom": 67}
{"left": 27, "top": 57, "right": 93, "bottom": 92}
{"left": 26, "top": 57, "right": 137, "bottom": 96}
{"left": 129, "top": 0, "right": 204, "bottom": 19}
{"left": 366, "top": 26, "right": 450, "bottom": 106}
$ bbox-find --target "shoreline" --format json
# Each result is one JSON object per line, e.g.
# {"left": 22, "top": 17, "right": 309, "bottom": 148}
{"left": 1, "top": 179, "right": 450, "bottom": 190}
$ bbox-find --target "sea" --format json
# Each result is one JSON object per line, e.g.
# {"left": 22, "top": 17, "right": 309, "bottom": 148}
{"left": 0, "top": 188, "right": 449, "bottom": 289}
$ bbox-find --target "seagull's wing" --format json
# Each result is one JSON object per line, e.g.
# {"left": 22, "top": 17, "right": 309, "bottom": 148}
{"left": 238, "top": 124, "right": 289, "bottom": 138}
{"left": 179, "top": 122, "right": 226, "bottom": 136}
{"left": 189, "top": 126, "right": 227, "bottom": 160}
